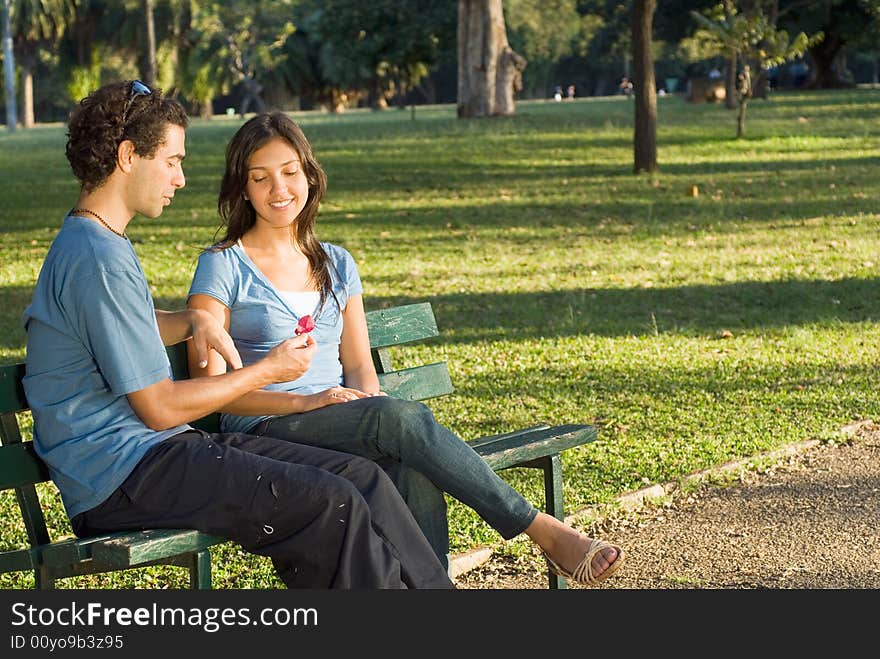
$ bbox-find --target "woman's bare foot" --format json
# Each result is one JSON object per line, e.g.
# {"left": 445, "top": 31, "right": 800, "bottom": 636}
{"left": 523, "top": 512, "right": 622, "bottom": 581}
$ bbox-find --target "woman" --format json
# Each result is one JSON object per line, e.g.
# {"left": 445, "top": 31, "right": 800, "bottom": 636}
{"left": 187, "top": 111, "right": 625, "bottom": 586}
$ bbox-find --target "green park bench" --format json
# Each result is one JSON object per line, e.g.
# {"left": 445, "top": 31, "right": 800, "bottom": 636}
{"left": 0, "top": 302, "right": 596, "bottom": 589}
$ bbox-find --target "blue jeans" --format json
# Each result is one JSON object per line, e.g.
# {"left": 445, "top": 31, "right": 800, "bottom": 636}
{"left": 255, "top": 397, "right": 539, "bottom": 569}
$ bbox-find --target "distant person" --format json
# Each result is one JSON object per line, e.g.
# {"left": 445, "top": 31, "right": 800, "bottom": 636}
{"left": 619, "top": 77, "right": 633, "bottom": 97}
{"left": 553, "top": 85, "right": 563, "bottom": 102}
{"left": 21, "top": 80, "right": 453, "bottom": 589}
{"left": 566, "top": 84, "right": 575, "bottom": 100}
{"left": 185, "top": 111, "right": 627, "bottom": 587}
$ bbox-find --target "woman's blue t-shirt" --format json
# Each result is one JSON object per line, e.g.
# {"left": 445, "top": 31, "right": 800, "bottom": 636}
{"left": 187, "top": 241, "right": 363, "bottom": 434}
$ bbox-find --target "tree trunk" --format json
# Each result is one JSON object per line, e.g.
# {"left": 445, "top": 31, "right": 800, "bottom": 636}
{"left": 724, "top": 53, "right": 737, "bottom": 109}
{"left": 735, "top": 65, "right": 751, "bottom": 139}
{"left": 21, "top": 61, "right": 34, "bottom": 128}
{"left": 736, "top": 98, "right": 747, "bottom": 138}
{"left": 457, "top": 0, "right": 525, "bottom": 118}
{"left": 632, "top": 0, "right": 657, "bottom": 174}
{"left": 143, "top": 0, "right": 157, "bottom": 86}
{"left": 2, "top": 0, "right": 16, "bottom": 132}
{"left": 494, "top": 45, "right": 525, "bottom": 115}
{"left": 237, "top": 78, "right": 266, "bottom": 117}
{"left": 806, "top": 36, "right": 853, "bottom": 89}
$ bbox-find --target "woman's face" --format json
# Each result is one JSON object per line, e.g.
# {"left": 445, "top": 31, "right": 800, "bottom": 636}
{"left": 244, "top": 137, "right": 310, "bottom": 229}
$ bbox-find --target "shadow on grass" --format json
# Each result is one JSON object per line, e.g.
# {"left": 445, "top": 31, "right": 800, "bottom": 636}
{"left": 367, "top": 276, "right": 880, "bottom": 342}
{"left": 3, "top": 275, "right": 877, "bottom": 355}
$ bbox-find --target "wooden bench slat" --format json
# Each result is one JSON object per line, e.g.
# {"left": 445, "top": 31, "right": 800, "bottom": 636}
{"left": 91, "top": 529, "right": 226, "bottom": 568}
{"left": 366, "top": 303, "right": 439, "bottom": 349}
{"left": 0, "top": 364, "right": 27, "bottom": 415}
{"left": 471, "top": 424, "right": 597, "bottom": 471}
{"left": 377, "top": 363, "right": 453, "bottom": 401}
{"left": 466, "top": 424, "right": 552, "bottom": 449}
{"left": 0, "top": 547, "right": 40, "bottom": 573}
{"left": 0, "top": 441, "right": 51, "bottom": 489}
{"left": 39, "top": 534, "right": 108, "bottom": 565}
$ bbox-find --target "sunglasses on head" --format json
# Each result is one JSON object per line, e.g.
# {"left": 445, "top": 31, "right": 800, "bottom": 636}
{"left": 122, "top": 79, "right": 152, "bottom": 122}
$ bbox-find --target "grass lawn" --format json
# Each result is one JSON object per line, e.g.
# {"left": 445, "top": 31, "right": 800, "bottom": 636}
{"left": 1, "top": 88, "right": 878, "bottom": 588}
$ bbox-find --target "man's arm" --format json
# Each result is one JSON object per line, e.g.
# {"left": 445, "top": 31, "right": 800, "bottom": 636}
{"left": 128, "top": 333, "right": 316, "bottom": 430}
{"left": 155, "top": 308, "right": 242, "bottom": 369}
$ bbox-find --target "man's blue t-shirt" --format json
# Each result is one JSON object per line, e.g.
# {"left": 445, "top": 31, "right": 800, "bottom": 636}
{"left": 187, "top": 241, "right": 362, "bottom": 434}
{"left": 22, "top": 215, "right": 189, "bottom": 519}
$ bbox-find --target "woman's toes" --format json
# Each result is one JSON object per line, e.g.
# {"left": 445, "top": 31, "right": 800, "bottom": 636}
{"left": 592, "top": 546, "right": 618, "bottom": 575}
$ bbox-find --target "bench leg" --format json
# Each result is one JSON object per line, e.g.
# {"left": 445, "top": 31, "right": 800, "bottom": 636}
{"left": 189, "top": 550, "right": 213, "bottom": 590}
{"left": 542, "top": 454, "right": 567, "bottom": 590}
{"left": 35, "top": 566, "right": 55, "bottom": 590}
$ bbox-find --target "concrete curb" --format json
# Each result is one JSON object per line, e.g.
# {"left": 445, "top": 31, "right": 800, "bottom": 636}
{"left": 448, "top": 424, "right": 872, "bottom": 580}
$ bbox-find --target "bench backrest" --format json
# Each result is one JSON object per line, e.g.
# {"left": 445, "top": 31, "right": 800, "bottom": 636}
{"left": 0, "top": 302, "right": 451, "bottom": 544}
{"left": 0, "top": 362, "right": 52, "bottom": 552}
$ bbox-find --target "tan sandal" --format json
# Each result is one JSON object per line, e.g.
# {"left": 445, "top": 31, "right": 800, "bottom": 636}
{"left": 543, "top": 539, "right": 626, "bottom": 586}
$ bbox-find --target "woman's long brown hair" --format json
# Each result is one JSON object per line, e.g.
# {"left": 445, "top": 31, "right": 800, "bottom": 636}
{"left": 215, "top": 111, "right": 333, "bottom": 309}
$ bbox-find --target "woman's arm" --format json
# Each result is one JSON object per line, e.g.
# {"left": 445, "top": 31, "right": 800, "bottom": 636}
{"left": 339, "top": 294, "right": 383, "bottom": 395}
{"left": 128, "top": 332, "right": 316, "bottom": 430}
{"left": 155, "top": 308, "right": 242, "bottom": 370}
{"left": 186, "top": 294, "right": 365, "bottom": 415}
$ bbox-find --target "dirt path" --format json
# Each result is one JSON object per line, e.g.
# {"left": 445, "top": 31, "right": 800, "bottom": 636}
{"left": 454, "top": 422, "right": 880, "bottom": 589}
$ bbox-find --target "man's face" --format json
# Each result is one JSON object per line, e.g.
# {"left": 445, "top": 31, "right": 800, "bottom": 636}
{"left": 129, "top": 123, "right": 186, "bottom": 219}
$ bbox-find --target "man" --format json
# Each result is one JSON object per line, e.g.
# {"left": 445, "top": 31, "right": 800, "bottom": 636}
{"left": 22, "top": 80, "right": 452, "bottom": 589}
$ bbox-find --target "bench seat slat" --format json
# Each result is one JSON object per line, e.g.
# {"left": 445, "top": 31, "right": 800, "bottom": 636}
{"left": 39, "top": 534, "right": 111, "bottom": 565}
{"left": 91, "top": 529, "right": 226, "bottom": 568}
{"left": 0, "top": 547, "right": 40, "bottom": 573}
{"left": 35, "top": 529, "right": 223, "bottom": 570}
{"left": 470, "top": 424, "right": 597, "bottom": 471}
{"left": 466, "top": 424, "right": 552, "bottom": 449}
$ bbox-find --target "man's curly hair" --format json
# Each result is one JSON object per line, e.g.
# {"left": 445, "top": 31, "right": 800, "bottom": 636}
{"left": 65, "top": 81, "right": 189, "bottom": 192}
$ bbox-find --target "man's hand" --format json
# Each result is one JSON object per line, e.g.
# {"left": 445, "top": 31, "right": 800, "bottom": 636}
{"left": 263, "top": 333, "right": 317, "bottom": 383}
{"left": 189, "top": 308, "right": 243, "bottom": 370}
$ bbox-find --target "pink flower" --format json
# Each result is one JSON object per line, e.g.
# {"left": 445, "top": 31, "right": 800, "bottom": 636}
{"left": 295, "top": 315, "right": 315, "bottom": 335}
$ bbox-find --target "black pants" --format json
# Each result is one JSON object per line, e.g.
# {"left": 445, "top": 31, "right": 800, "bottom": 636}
{"left": 72, "top": 430, "right": 453, "bottom": 589}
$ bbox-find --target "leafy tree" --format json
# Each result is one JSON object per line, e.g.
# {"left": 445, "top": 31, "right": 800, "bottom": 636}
{"left": 504, "top": 0, "right": 581, "bottom": 98}
{"left": 772, "top": 0, "right": 876, "bottom": 88}
{"left": 9, "top": 0, "right": 74, "bottom": 127}
{"left": 182, "top": 0, "right": 297, "bottom": 116}
{"left": 691, "top": 2, "right": 822, "bottom": 137}
{"left": 293, "top": 0, "right": 455, "bottom": 110}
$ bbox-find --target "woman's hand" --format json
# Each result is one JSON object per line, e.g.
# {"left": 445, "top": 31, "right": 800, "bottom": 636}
{"left": 298, "top": 386, "right": 377, "bottom": 413}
